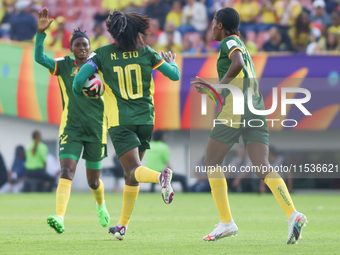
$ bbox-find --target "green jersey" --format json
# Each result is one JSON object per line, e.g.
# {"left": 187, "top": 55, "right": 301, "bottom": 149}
{"left": 216, "top": 35, "right": 267, "bottom": 129}
{"left": 51, "top": 56, "right": 107, "bottom": 143}
{"left": 25, "top": 141, "right": 48, "bottom": 170}
{"left": 89, "top": 44, "right": 165, "bottom": 128}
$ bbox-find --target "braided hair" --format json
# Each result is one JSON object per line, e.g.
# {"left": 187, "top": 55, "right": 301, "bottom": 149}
{"left": 70, "top": 27, "right": 90, "bottom": 46}
{"left": 106, "top": 10, "right": 149, "bottom": 51}
{"left": 214, "top": 8, "right": 240, "bottom": 36}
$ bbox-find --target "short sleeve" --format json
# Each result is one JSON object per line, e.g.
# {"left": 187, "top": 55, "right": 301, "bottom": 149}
{"left": 49, "top": 57, "right": 66, "bottom": 76}
{"left": 222, "top": 38, "right": 243, "bottom": 59}
{"left": 148, "top": 46, "right": 165, "bottom": 70}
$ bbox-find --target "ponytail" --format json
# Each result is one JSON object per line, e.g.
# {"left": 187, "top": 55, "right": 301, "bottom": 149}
{"left": 106, "top": 10, "right": 150, "bottom": 51}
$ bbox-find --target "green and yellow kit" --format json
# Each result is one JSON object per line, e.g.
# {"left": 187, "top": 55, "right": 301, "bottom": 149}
{"left": 210, "top": 35, "right": 269, "bottom": 146}
{"left": 35, "top": 32, "right": 107, "bottom": 163}
{"left": 75, "top": 43, "right": 180, "bottom": 157}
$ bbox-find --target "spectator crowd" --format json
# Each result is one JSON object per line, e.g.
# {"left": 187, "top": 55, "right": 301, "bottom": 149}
{"left": 0, "top": 130, "right": 60, "bottom": 193}
{"left": 1, "top": 0, "right": 340, "bottom": 54}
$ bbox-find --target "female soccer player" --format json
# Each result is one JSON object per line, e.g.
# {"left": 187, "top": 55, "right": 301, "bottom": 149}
{"left": 73, "top": 11, "right": 180, "bottom": 240}
{"left": 35, "top": 8, "right": 110, "bottom": 233}
{"left": 192, "top": 7, "right": 307, "bottom": 244}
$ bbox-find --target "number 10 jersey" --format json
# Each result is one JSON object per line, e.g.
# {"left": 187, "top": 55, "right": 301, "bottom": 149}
{"left": 89, "top": 44, "right": 165, "bottom": 128}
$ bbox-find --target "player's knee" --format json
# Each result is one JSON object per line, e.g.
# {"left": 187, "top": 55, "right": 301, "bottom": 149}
{"left": 60, "top": 167, "right": 74, "bottom": 180}
{"left": 252, "top": 160, "right": 271, "bottom": 179}
{"left": 125, "top": 168, "right": 138, "bottom": 184}
{"left": 124, "top": 177, "right": 135, "bottom": 186}
{"left": 87, "top": 178, "right": 99, "bottom": 189}
{"left": 204, "top": 158, "right": 214, "bottom": 168}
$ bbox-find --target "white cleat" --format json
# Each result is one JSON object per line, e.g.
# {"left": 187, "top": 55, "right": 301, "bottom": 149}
{"left": 203, "top": 220, "right": 239, "bottom": 241}
{"left": 160, "top": 168, "right": 174, "bottom": 204}
{"left": 287, "top": 211, "right": 308, "bottom": 244}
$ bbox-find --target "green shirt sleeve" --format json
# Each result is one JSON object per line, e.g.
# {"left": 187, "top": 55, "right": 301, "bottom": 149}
{"left": 223, "top": 38, "right": 243, "bottom": 59}
{"left": 149, "top": 45, "right": 164, "bottom": 68}
{"left": 72, "top": 63, "right": 96, "bottom": 97}
{"left": 148, "top": 45, "right": 180, "bottom": 81}
{"left": 34, "top": 32, "right": 56, "bottom": 72}
{"left": 157, "top": 62, "right": 181, "bottom": 81}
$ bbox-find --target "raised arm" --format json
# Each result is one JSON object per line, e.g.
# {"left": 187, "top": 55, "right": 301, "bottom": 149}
{"left": 35, "top": 8, "right": 56, "bottom": 71}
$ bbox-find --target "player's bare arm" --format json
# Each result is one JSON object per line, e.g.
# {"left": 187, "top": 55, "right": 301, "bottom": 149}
{"left": 219, "top": 50, "right": 244, "bottom": 84}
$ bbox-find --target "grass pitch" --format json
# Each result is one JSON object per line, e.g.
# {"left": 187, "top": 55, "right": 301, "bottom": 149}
{"left": 0, "top": 192, "right": 339, "bottom": 254}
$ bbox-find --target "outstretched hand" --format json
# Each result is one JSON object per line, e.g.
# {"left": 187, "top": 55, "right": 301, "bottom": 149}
{"left": 161, "top": 50, "right": 176, "bottom": 63}
{"left": 38, "top": 8, "right": 54, "bottom": 34}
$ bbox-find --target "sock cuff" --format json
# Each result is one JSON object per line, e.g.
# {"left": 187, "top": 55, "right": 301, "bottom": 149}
{"left": 134, "top": 166, "right": 144, "bottom": 182}
{"left": 264, "top": 171, "right": 281, "bottom": 185}
{"left": 59, "top": 178, "right": 72, "bottom": 187}
{"left": 134, "top": 166, "right": 160, "bottom": 183}
{"left": 91, "top": 179, "right": 104, "bottom": 191}
{"left": 207, "top": 167, "right": 225, "bottom": 179}
{"left": 124, "top": 184, "right": 140, "bottom": 193}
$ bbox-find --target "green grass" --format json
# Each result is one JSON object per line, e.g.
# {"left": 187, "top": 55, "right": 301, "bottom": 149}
{"left": 0, "top": 193, "right": 339, "bottom": 254}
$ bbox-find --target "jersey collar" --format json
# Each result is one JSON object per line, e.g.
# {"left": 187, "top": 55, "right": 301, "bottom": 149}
{"left": 74, "top": 60, "right": 83, "bottom": 69}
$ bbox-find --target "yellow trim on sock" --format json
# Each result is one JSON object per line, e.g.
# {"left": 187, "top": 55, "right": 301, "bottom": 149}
{"left": 264, "top": 171, "right": 295, "bottom": 219}
{"left": 119, "top": 185, "right": 140, "bottom": 226}
{"left": 56, "top": 178, "right": 72, "bottom": 218}
{"left": 91, "top": 179, "right": 105, "bottom": 206}
{"left": 134, "top": 166, "right": 160, "bottom": 183}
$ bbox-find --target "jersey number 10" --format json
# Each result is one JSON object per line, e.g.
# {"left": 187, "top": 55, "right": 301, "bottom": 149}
{"left": 113, "top": 64, "right": 143, "bottom": 99}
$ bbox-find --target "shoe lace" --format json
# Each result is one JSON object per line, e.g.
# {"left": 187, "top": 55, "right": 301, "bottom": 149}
{"left": 209, "top": 223, "right": 221, "bottom": 235}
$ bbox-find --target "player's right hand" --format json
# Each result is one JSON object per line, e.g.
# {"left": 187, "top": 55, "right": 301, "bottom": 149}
{"left": 38, "top": 8, "right": 54, "bottom": 34}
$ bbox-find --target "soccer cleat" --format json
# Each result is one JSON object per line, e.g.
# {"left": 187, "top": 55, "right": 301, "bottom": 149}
{"left": 108, "top": 225, "right": 127, "bottom": 241}
{"left": 47, "top": 215, "right": 65, "bottom": 234}
{"left": 160, "top": 168, "right": 174, "bottom": 204}
{"left": 96, "top": 202, "right": 110, "bottom": 227}
{"left": 287, "top": 211, "right": 308, "bottom": 244}
{"left": 203, "top": 220, "right": 238, "bottom": 241}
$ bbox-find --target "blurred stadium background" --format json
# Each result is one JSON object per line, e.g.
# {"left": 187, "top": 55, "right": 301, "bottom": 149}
{"left": 0, "top": 0, "right": 339, "bottom": 193}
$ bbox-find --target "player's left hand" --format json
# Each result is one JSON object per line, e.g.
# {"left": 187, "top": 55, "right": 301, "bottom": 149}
{"left": 161, "top": 51, "right": 176, "bottom": 63}
{"left": 191, "top": 76, "right": 211, "bottom": 94}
